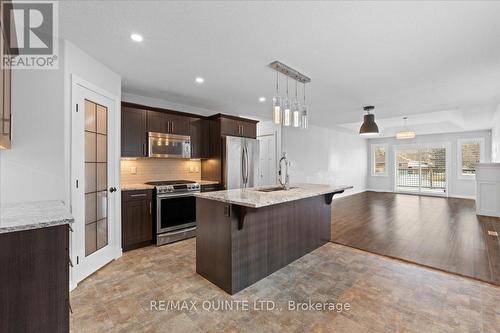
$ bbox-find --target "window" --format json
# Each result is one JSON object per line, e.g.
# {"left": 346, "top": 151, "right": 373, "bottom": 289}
{"left": 372, "top": 144, "right": 388, "bottom": 176}
{"left": 457, "top": 138, "right": 485, "bottom": 178}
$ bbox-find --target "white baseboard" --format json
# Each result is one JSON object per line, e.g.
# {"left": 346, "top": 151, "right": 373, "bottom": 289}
{"left": 448, "top": 194, "right": 475, "bottom": 200}
{"left": 365, "top": 188, "right": 476, "bottom": 200}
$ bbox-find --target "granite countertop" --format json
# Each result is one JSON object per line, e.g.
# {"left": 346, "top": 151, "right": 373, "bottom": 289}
{"left": 0, "top": 200, "right": 74, "bottom": 234}
{"left": 195, "top": 183, "right": 353, "bottom": 208}
{"left": 121, "top": 180, "right": 219, "bottom": 191}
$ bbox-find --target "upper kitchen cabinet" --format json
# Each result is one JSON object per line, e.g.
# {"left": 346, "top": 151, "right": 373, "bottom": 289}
{"left": 121, "top": 106, "right": 147, "bottom": 157}
{"left": 190, "top": 117, "right": 209, "bottom": 159}
{"left": 146, "top": 110, "right": 190, "bottom": 136}
{"left": 218, "top": 114, "right": 258, "bottom": 138}
{"left": 147, "top": 110, "right": 167, "bottom": 133}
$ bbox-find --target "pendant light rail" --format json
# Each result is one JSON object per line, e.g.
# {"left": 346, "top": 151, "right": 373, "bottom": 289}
{"left": 268, "top": 61, "right": 311, "bottom": 84}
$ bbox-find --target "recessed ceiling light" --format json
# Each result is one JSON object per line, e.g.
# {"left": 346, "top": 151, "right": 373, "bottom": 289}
{"left": 130, "top": 33, "right": 143, "bottom": 42}
{"left": 195, "top": 77, "right": 204, "bottom": 84}
{"left": 259, "top": 97, "right": 266, "bottom": 102}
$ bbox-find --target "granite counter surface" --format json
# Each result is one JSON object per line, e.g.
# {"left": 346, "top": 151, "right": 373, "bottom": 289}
{"left": 0, "top": 200, "right": 74, "bottom": 234}
{"left": 195, "top": 183, "right": 352, "bottom": 208}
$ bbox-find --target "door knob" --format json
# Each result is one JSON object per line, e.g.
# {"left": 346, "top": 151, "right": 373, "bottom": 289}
{"left": 109, "top": 187, "right": 117, "bottom": 193}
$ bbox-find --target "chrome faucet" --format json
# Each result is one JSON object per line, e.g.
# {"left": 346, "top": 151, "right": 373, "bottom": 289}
{"left": 278, "top": 152, "right": 290, "bottom": 190}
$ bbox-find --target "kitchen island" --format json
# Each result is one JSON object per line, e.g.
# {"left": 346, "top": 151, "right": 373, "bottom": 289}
{"left": 195, "top": 183, "right": 352, "bottom": 294}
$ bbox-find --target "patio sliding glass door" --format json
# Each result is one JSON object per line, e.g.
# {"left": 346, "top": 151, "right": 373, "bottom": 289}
{"left": 395, "top": 146, "right": 447, "bottom": 195}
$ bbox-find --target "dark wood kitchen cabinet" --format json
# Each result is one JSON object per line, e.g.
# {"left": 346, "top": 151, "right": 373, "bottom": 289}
{"left": 146, "top": 110, "right": 190, "bottom": 136}
{"left": 190, "top": 117, "right": 209, "bottom": 158}
{"left": 122, "top": 190, "right": 153, "bottom": 251}
{"left": 121, "top": 106, "right": 147, "bottom": 157}
{"left": 0, "top": 225, "right": 69, "bottom": 333}
{"left": 219, "top": 115, "right": 257, "bottom": 138}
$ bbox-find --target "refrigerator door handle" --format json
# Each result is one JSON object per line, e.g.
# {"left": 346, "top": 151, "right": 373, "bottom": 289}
{"left": 241, "top": 146, "right": 247, "bottom": 186}
{"left": 244, "top": 146, "right": 249, "bottom": 186}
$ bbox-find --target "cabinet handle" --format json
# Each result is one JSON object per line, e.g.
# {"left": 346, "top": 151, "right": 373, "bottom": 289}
{"left": 171, "top": 122, "right": 174, "bottom": 133}
{"left": 150, "top": 201, "right": 152, "bottom": 215}
{"left": 130, "top": 193, "right": 147, "bottom": 198}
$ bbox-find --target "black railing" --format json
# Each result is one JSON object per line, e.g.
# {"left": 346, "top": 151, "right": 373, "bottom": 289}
{"left": 397, "top": 168, "right": 446, "bottom": 190}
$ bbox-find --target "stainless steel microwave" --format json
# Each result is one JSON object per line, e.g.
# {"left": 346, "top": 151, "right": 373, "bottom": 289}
{"left": 148, "top": 132, "right": 191, "bottom": 158}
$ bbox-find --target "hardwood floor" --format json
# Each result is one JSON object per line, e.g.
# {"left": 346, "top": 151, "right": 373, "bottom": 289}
{"left": 331, "top": 191, "right": 500, "bottom": 285}
{"left": 70, "top": 238, "right": 500, "bottom": 332}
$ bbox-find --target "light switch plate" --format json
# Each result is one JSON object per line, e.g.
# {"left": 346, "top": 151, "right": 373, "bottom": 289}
{"left": 130, "top": 167, "right": 137, "bottom": 174}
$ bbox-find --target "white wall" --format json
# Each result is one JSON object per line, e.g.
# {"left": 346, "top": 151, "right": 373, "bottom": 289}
{"left": 0, "top": 40, "right": 66, "bottom": 203}
{"left": 0, "top": 40, "right": 121, "bottom": 205}
{"left": 257, "top": 121, "right": 367, "bottom": 197}
{"left": 492, "top": 105, "right": 500, "bottom": 162}
{"left": 367, "top": 130, "right": 492, "bottom": 198}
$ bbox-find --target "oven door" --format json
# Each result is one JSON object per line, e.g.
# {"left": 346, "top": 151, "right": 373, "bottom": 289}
{"left": 157, "top": 193, "right": 196, "bottom": 233}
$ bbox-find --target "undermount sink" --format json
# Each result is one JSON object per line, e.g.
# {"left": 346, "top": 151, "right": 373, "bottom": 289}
{"left": 253, "top": 186, "right": 298, "bottom": 192}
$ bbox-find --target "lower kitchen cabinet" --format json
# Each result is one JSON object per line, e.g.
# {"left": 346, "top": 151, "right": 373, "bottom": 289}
{"left": 0, "top": 225, "right": 69, "bottom": 333}
{"left": 122, "top": 190, "right": 153, "bottom": 251}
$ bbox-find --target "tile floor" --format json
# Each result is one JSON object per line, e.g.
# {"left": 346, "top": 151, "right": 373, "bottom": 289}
{"left": 70, "top": 238, "right": 500, "bottom": 332}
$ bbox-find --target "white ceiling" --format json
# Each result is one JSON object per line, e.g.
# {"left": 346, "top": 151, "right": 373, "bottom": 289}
{"left": 59, "top": 1, "right": 500, "bottom": 130}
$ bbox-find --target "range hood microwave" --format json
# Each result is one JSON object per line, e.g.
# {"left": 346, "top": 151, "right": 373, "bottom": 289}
{"left": 148, "top": 132, "right": 191, "bottom": 159}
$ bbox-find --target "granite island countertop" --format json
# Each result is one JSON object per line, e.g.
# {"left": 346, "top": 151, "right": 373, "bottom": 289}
{"left": 0, "top": 200, "right": 74, "bottom": 234}
{"left": 195, "top": 183, "right": 353, "bottom": 208}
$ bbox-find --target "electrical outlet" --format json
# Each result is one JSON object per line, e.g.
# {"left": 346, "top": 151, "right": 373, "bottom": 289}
{"left": 130, "top": 167, "right": 137, "bottom": 174}
{"left": 195, "top": 166, "right": 199, "bottom": 172}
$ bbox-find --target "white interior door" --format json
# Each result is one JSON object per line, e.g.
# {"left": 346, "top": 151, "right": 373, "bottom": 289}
{"left": 71, "top": 81, "right": 118, "bottom": 284}
{"left": 258, "top": 134, "right": 277, "bottom": 186}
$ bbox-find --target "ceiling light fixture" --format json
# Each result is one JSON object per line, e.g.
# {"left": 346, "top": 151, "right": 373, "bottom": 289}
{"left": 195, "top": 77, "right": 204, "bottom": 84}
{"left": 359, "top": 106, "right": 379, "bottom": 136}
{"left": 396, "top": 117, "right": 416, "bottom": 139}
{"left": 259, "top": 97, "right": 266, "bottom": 102}
{"left": 268, "top": 61, "right": 311, "bottom": 129}
{"left": 130, "top": 33, "right": 143, "bottom": 42}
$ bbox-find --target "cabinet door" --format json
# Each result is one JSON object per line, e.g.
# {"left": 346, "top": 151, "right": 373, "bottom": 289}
{"left": 166, "top": 114, "right": 190, "bottom": 135}
{"left": 121, "top": 106, "right": 147, "bottom": 157}
{"left": 190, "top": 118, "right": 209, "bottom": 158}
{"left": 239, "top": 121, "right": 257, "bottom": 139}
{"left": 147, "top": 110, "right": 166, "bottom": 133}
{"left": 122, "top": 190, "right": 153, "bottom": 251}
{"left": 220, "top": 117, "right": 240, "bottom": 136}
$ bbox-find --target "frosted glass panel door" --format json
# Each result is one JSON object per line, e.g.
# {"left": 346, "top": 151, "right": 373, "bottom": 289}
{"left": 84, "top": 100, "right": 108, "bottom": 256}
{"left": 72, "top": 80, "right": 117, "bottom": 285}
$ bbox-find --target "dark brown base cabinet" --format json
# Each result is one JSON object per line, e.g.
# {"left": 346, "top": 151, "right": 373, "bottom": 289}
{"left": 0, "top": 225, "right": 69, "bottom": 333}
{"left": 196, "top": 195, "right": 331, "bottom": 294}
{"left": 122, "top": 190, "right": 153, "bottom": 251}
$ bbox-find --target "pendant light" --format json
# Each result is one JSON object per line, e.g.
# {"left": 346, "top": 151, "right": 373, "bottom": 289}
{"left": 272, "top": 70, "right": 282, "bottom": 124}
{"left": 301, "top": 82, "right": 308, "bottom": 129}
{"left": 396, "top": 117, "right": 416, "bottom": 139}
{"left": 283, "top": 77, "right": 291, "bottom": 126}
{"left": 292, "top": 79, "right": 301, "bottom": 127}
{"left": 359, "top": 106, "right": 379, "bottom": 136}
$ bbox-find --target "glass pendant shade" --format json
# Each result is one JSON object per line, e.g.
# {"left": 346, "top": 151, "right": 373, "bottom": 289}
{"left": 292, "top": 80, "right": 300, "bottom": 127}
{"left": 301, "top": 108, "right": 308, "bottom": 129}
{"left": 359, "top": 106, "right": 379, "bottom": 136}
{"left": 283, "top": 102, "right": 291, "bottom": 127}
{"left": 272, "top": 95, "right": 281, "bottom": 124}
{"left": 396, "top": 131, "right": 416, "bottom": 139}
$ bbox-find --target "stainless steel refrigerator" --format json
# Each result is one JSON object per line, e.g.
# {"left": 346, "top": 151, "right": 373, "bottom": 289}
{"left": 223, "top": 136, "right": 260, "bottom": 189}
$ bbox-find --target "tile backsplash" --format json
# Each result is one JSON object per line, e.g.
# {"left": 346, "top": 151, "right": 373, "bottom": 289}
{"left": 121, "top": 158, "right": 201, "bottom": 184}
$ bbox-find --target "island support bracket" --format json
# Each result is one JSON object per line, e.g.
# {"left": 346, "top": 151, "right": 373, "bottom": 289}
{"left": 233, "top": 205, "right": 248, "bottom": 230}
{"left": 324, "top": 190, "right": 344, "bottom": 205}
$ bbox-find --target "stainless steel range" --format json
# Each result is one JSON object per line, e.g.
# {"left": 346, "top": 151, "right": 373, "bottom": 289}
{"left": 145, "top": 180, "right": 200, "bottom": 246}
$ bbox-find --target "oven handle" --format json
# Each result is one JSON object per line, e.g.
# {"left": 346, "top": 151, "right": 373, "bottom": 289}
{"left": 157, "top": 192, "right": 199, "bottom": 199}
